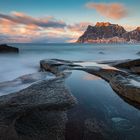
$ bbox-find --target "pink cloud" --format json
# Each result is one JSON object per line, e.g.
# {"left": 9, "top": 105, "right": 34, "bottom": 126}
{"left": 0, "top": 12, "right": 66, "bottom": 28}
{"left": 86, "top": 2, "right": 128, "bottom": 20}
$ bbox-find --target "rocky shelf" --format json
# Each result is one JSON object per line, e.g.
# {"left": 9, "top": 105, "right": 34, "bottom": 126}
{"left": 0, "top": 72, "right": 77, "bottom": 140}
{"left": 40, "top": 58, "right": 140, "bottom": 105}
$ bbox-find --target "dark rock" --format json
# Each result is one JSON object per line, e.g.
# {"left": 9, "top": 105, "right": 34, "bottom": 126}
{"left": 0, "top": 75, "right": 77, "bottom": 140}
{"left": 99, "top": 51, "right": 105, "bottom": 54}
{"left": 113, "top": 59, "right": 140, "bottom": 74}
{"left": 0, "top": 109, "right": 67, "bottom": 140}
{"left": 111, "top": 117, "right": 134, "bottom": 131}
{"left": 136, "top": 51, "right": 140, "bottom": 55}
{"left": 0, "top": 77, "right": 77, "bottom": 112}
{"left": 0, "top": 44, "right": 19, "bottom": 53}
{"left": 77, "top": 22, "right": 126, "bottom": 43}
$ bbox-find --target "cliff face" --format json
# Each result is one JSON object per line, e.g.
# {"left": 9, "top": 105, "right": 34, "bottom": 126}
{"left": 77, "top": 22, "right": 140, "bottom": 43}
{"left": 122, "top": 27, "right": 140, "bottom": 42}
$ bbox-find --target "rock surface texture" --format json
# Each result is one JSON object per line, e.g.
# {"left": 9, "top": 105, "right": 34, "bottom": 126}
{"left": 0, "top": 73, "right": 77, "bottom": 140}
{"left": 40, "top": 59, "right": 140, "bottom": 105}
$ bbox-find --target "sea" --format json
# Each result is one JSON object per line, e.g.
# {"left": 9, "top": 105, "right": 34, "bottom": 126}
{"left": 0, "top": 43, "right": 140, "bottom": 140}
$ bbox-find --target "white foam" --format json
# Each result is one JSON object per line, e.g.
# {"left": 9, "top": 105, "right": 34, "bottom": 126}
{"left": 129, "top": 79, "right": 140, "bottom": 87}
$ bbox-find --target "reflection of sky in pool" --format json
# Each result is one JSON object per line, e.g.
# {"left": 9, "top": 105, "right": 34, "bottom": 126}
{"left": 66, "top": 70, "right": 140, "bottom": 140}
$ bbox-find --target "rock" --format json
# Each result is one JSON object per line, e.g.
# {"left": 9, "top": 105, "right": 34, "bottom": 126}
{"left": 0, "top": 72, "right": 56, "bottom": 96}
{"left": 0, "top": 75, "right": 77, "bottom": 140}
{"left": 122, "top": 27, "right": 140, "bottom": 42}
{"left": 77, "top": 22, "right": 127, "bottom": 43}
{"left": 99, "top": 51, "right": 105, "bottom": 54}
{"left": 40, "top": 59, "right": 140, "bottom": 105}
{"left": 0, "top": 77, "right": 77, "bottom": 112}
{"left": 84, "top": 118, "right": 110, "bottom": 140}
{"left": 113, "top": 59, "right": 140, "bottom": 74}
{"left": 0, "top": 109, "right": 67, "bottom": 140}
{"left": 136, "top": 52, "right": 140, "bottom": 55}
{"left": 111, "top": 117, "right": 134, "bottom": 131}
{"left": 0, "top": 44, "right": 19, "bottom": 53}
{"left": 77, "top": 22, "right": 140, "bottom": 43}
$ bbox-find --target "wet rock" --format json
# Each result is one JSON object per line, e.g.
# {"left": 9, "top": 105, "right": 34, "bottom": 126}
{"left": 40, "top": 59, "right": 140, "bottom": 105}
{"left": 0, "top": 44, "right": 19, "bottom": 53}
{"left": 0, "top": 110, "right": 67, "bottom": 140}
{"left": 84, "top": 118, "right": 110, "bottom": 140}
{"left": 136, "top": 52, "right": 140, "bottom": 55}
{"left": 85, "top": 118, "right": 105, "bottom": 133}
{"left": 99, "top": 51, "right": 105, "bottom": 54}
{"left": 0, "top": 75, "right": 77, "bottom": 140}
{"left": 111, "top": 117, "right": 134, "bottom": 131}
{"left": 110, "top": 75, "right": 140, "bottom": 103}
{"left": 0, "top": 77, "right": 77, "bottom": 112}
{"left": 113, "top": 59, "right": 140, "bottom": 74}
{"left": 0, "top": 72, "right": 55, "bottom": 96}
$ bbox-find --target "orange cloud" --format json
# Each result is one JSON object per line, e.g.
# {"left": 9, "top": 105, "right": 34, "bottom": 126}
{"left": 0, "top": 11, "right": 94, "bottom": 43}
{"left": 86, "top": 2, "right": 128, "bottom": 20}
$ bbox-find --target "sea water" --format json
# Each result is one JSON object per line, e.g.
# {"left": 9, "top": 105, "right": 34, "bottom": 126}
{"left": 0, "top": 43, "right": 139, "bottom": 82}
{"left": 0, "top": 43, "right": 140, "bottom": 140}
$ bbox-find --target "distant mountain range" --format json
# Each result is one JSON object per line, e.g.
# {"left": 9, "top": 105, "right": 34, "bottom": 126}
{"left": 77, "top": 22, "right": 140, "bottom": 43}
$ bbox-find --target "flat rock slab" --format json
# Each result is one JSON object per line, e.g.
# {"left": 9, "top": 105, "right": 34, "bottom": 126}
{"left": 40, "top": 59, "right": 140, "bottom": 105}
{"left": 0, "top": 77, "right": 77, "bottom": 112}
{"left": 0, "top": 73, "right": 76, "bottom": 140}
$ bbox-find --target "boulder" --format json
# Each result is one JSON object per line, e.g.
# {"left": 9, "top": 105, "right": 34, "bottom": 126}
{"left": 0, "top": 44, "right": 19, "bottom": 53}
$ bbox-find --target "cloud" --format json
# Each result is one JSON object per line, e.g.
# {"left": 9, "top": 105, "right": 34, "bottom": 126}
{"left": 86, "top": 2, "right": 128, "bottom": 20}
{"left": 0, "top": 12, "right": 66, "bottom": 28}
{"left": 0, "top": 11, "right": 93, "bottom": 43}
{"left": 67, "top": 22, "right": 94, "bottom": 32}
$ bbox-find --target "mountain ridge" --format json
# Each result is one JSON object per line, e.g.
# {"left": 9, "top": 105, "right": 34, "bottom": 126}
{"left": 77, "top": 22, "right": 140, "bottom": 43}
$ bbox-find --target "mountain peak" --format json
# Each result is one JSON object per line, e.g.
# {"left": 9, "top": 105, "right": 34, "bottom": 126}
{"left": 95, "top": 22, "right": 111, "bottom": 27}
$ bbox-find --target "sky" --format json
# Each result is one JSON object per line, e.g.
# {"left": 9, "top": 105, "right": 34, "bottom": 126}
{"left": 0, "top": 0, "right": 140, "bottom": 43}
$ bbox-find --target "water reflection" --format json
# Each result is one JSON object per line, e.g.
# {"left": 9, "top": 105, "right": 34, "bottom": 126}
{"left": 66, "top": 71, "right": 140, "bottom": 140}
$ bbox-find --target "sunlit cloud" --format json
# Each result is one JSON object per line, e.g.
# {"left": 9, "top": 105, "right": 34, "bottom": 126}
{"left": 86, "top": 2, "right": 128, "bottom": 20}
{"left": 0, "top": 12, "right": 94, "bottom": 43}
{"left": 67, "top": 22, "right": 93, "bottom": 32}
{"left": 0, "top": 12, "right": 66, "bottom": 28}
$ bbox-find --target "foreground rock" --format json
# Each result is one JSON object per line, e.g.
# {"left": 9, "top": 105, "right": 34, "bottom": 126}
{"left": 40, "top": 59, "right": 140, "bottom": 105}
{"left": 112, "top": 59, "right": 140, "bottom": 74}
{"left": 0, "top": 76, "right": 76, "bottom": 112}
{"left": 0, "top": 44, "right": 19, "bottom": 53}
{"left": 0, "top": 72, "right": 55, "bottom": 96}
{"left": 0, "top": 75, "right": 77, "bottom": 140}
